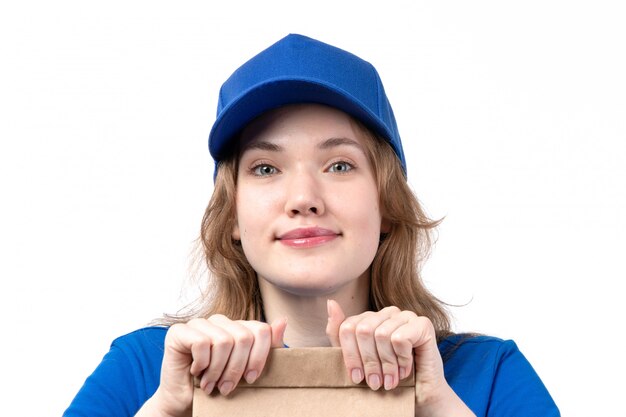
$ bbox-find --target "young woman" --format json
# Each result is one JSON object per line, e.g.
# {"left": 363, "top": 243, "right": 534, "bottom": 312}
{"left": 64, "top": 34, "right": 560, "bottom": 417}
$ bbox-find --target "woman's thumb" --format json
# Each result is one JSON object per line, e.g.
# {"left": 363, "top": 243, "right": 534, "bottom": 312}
{"left": 270, "top": 317, "right": 288, "bottom": 348}
{"left": 325, "top": 299, "right": 345, "bottom": 347}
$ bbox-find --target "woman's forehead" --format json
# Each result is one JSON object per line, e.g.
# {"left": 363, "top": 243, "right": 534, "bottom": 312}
{"left": 238, "top": 104, "right": 363, "bottom": 149}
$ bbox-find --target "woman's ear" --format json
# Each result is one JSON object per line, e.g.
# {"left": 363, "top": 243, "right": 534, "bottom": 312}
{"left": 232, "top": 221, "right": 241, "bottom": 240}
{"left": 380, "top": 217, "right": 391, "bottom": 234}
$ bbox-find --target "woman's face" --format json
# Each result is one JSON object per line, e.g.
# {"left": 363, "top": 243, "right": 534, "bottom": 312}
{"left": 234, "top": 104, "right": 382, "bottom": 297}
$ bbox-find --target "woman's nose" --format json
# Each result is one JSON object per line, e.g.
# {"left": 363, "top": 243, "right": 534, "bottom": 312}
{"left": 283, "top": 171, "right": 325, "bottom": 217}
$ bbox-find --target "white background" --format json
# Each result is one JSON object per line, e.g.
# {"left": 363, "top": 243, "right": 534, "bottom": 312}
{"left": 1, "top": 1, "right": 624, "bottom": 416}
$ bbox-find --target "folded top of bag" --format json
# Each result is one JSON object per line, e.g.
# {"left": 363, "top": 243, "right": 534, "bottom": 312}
{"left": 194, "top": 347, "right": 415, "bottom": 389}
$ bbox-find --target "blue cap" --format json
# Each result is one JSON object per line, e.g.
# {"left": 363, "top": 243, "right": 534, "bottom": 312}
{"left": 208, "top": 34, "right": 406, "bottom": 172}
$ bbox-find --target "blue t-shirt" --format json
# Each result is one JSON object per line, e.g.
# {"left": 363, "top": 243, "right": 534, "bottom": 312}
{"left": 63, "top": 327, "right": 559, "bottom": 416}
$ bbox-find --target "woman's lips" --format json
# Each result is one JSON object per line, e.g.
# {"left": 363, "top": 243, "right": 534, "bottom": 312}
{"left": 277, "top": 227, "right": 339, "bottom": 248}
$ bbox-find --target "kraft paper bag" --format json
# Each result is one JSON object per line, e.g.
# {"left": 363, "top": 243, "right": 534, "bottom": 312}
{"left": 193, "top": 347, "right": 415, "bottom": 417}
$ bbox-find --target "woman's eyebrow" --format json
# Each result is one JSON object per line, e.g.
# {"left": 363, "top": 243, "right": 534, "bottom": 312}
{"left": 242, "top": 140, "right": 284, "bottom": 152}
{"left": 242, "top": 137, "right": 363, "bottom": 153}
{"left": 317, "top": 137, "right": 364, "bottom": 151}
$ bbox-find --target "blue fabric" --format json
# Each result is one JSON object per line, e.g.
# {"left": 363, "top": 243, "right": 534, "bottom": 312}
{"left": 208, "top": 34, "right": 406, "bottom": 172}
{"left": 63, "top": 327, "right": 559, "bottom": 416}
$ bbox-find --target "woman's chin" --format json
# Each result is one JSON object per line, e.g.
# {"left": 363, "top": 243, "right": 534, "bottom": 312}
{"left": 260, "top": 275, "right": 349, "bottom": 298}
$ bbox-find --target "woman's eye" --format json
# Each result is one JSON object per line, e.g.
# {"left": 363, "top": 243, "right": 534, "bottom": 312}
{"left": 328, "top": 161, "right": 353, "bottom": 173}
{"left": 252, "top": 164, "right": 277, "bottom": 176}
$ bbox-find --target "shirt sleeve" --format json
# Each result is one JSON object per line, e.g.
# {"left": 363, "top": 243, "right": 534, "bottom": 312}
{"left": 62, "top": 328, "right": 164, "bottom": 417}
{"left": 442, "top": 336, "right": 560, "bottom": 417}
{"left": 486, "top": 340, "right": 560, "bottom": 417}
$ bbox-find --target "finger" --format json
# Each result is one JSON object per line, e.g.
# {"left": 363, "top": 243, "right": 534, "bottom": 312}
{"left": 391, "top": 316, "right": 441, "bottom": 384}
{"left": 238, "top": 321, "right": 272, "bottom": 384}
{"left": 160, "top": 322, "right": 214, "bottom": 411}
{"left": 386, "top": 312, "right": 423, "bottom": 379}
{"left": 391, "top": 315, "right": 435, "bottom": 351}
{"left": 208, "top": 315, "right": 255, "bottom": 395}
{"left": 338, "top": 312, "right": 376, "bottom": 385}
{"left": 186, "top": 318, "right": 233, "bottom": 394}
{"left": 325, "top": 299, "right": 345, "bottom": 347}
{"left": 163, "top": 322, "right": 212, "bottom": 387}
{"left": 373, "top": 312, "right": 415, "bottom": 388}
{"left": 270, "top": 317, "right": 288, "bottom": 348}
{"left": 353, "top": 308, "right": 400, "bottom": 390}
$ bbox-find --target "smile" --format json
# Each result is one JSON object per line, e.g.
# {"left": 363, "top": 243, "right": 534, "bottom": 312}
{"left": 276, "top": 227, "right": 340, "bottom": 248}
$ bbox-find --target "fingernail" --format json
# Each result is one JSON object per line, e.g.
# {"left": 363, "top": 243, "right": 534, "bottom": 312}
{"left": 219, "top": 381, "right": 234, "bottom": 395}
{"left": 204, "top": 381, "right": 215, "bottom": 394}
{"left": 399, "top": 367, "right": 406, "bottom": 379}
{"left": 384, "top": 374, "right": 394, "bottom": 390}
{"left": 368, "top": 374, "right": 381, "bottom": 390}
{"left": 327, "top": 299, "right": 332, "bottom": 317}
{"left": 351, "top": 368, "right": 363, "bottom": 384}
{"left": 245, "top": 370, "right": 258, "bottom": 384}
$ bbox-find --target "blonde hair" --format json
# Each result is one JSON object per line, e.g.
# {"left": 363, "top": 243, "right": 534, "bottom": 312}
{"left": 160, "top": 120, "right": 452, "bottom": 341}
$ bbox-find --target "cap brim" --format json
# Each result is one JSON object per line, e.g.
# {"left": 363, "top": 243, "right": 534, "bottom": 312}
{"left": 208, "top": 78, "right": 395, "bottom": 161}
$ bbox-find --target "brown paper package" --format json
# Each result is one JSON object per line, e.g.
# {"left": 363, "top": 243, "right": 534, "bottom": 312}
{"left": 193, "top": 347, "right": 415, "bottom": 417}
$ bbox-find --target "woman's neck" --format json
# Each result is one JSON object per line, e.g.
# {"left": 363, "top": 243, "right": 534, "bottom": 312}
{"left": 259, "top": 273, "right": 370, "bottom": 347}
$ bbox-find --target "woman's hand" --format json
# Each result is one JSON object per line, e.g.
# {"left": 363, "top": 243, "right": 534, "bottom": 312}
{"left": 325, "top": 300, "right": 475, "bottom": 417}
{"left": 139, "top": 315, "right": 287, "bottom": 417}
